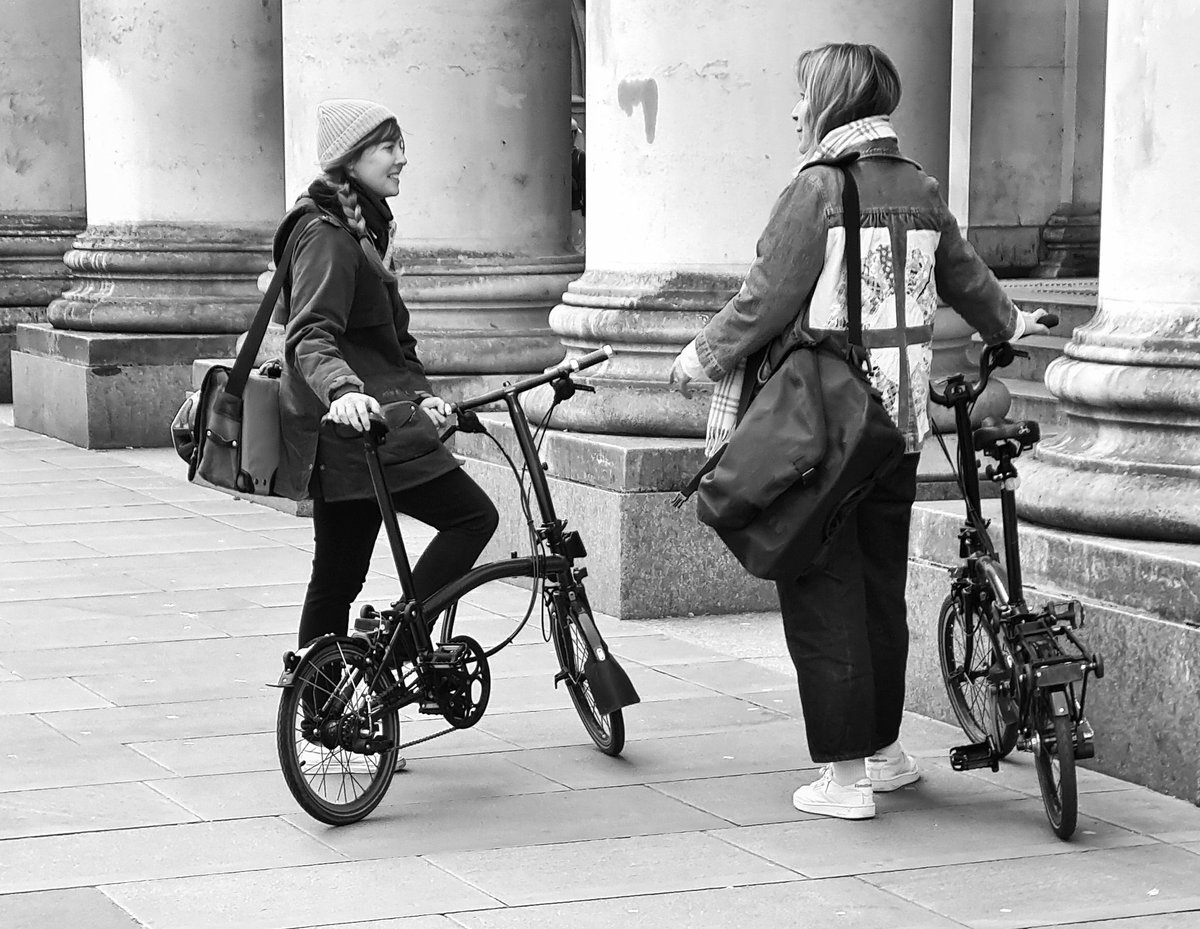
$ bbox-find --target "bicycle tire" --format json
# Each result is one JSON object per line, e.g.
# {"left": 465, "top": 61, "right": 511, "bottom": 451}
{"left": 276, "top": 637, "right": 399, "bottom": 826}
{"left": 937, "top": 594, "right": 1018, "bottom": 758}
{"left": 1034, "top": 691, "right": 1078, "bottom": 840}
{"left": 551, "top": 598, "right": 625, "bottom": 756}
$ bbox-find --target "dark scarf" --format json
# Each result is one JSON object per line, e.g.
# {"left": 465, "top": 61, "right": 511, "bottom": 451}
{"left": 306, "top": 177, "right": 392, "bottom": 256}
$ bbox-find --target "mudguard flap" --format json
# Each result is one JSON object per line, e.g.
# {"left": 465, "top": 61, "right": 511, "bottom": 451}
{"left": 574, "top": 606, "right": 641, "bottom": 714}
{"left": 268, "top": 635, "right": 360, "bottom": 689}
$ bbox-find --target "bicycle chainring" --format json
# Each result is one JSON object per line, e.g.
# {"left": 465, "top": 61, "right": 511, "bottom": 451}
{"left": 431, "top": 635, "right": 491, "bottom": 729}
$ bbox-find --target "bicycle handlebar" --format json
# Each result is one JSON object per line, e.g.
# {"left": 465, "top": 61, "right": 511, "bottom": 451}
{"left": 928, "top": 314, "right": 1057, "bottom": 407}
{"left": 452, "top": 345, "right": 615, "bottom": 413}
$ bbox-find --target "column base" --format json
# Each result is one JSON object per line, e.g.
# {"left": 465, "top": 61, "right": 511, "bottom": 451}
{"left": 398, "top": 251, "right": 583, "bottom": 374}
{"left": 1018, "top": 356, "right": 1200, "bottom": 542}
{"left": 47, "top": 222, "right": 272, "bottom": 334}
{"left": 12, "top": 323, "right": 238, "bottom": 448}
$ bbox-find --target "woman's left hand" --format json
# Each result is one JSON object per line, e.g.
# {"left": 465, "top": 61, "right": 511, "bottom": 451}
{"left": 667, "top": 356, "right": 693, "bottom": 399}
{"left": 420, "top": 396, "right": 453, "bottom": 429}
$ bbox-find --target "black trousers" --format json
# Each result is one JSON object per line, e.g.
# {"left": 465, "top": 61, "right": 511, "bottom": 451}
{"left": 298, "top": 468, "right": 499, "bottom": 647}
{"left": 774, "top": 453, "right": 920, "bottom": 763}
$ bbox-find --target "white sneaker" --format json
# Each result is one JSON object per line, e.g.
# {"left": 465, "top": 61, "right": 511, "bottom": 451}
{"left": 866, "top": 752, "right": 920, "bottom": 792}
{"left": 792, "top": 768, "right": 875, "bottom": 820}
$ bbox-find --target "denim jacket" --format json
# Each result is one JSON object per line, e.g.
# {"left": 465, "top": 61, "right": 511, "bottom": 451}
{"left": 693, "top": 138, "right": 1018, "bottom": 451}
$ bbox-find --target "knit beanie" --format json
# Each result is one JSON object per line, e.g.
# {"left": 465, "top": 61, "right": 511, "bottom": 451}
{"left": 316, "top": 99, "right": 397, "bottom": 170}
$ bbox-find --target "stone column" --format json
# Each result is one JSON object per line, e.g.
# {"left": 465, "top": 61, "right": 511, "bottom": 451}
{"left": 457, "top": 0, "right": 955, "bottom": 618}
{"left": 543, "top": 0, "right": 953, "bottom": 435}
{"left": 11, "top": 0, "right": 284, "bottom": 447}
{"left": 0, "top": 0, "right": 86, "bottom": 403}
{"left": 1020, "top": 0, "right": 1200, "bottom": 541}
{"left": 281, "top": 0, "right": 580, "bottom": 397}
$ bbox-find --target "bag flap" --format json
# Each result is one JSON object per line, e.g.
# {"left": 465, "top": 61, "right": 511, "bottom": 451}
{"left": 697, "top": 346, "right": 828, "bottom": 529}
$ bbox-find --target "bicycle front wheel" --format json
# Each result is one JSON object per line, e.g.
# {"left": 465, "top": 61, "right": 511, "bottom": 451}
{"left": 551, "top": 598, "right": 625, "bottom": 756}
{"left": 276, "top": 638, "right": 400, "bottom": 826}
{"left": 938, "top": 595, "right": 1018, "bottom": 758}
{"left": 1034, "top": 690, "right": 1078, "bottom": 840}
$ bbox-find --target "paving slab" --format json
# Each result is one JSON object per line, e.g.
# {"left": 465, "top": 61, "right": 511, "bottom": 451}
{"left": 101, "top": 858, "right": 501, "bottom": 929}
{"left": 427, "top": 831, "right": 801, "bottom": 907}
{"left": 865, "top": 844, "right": 1200, "bottom": 929}
{"left": 449, "top": 878, "right": 965, "bottom": 929}
{"left": 0, "top": 715, "right": 174, "bottom": 792}
{"left": 41, "top": 694, "right": 276, "bottom": 744}
{"left": 476, "top": 694, "right": 789, "bottom": 750}
{"left": 73, "top": 668, "right": 275, "bottom": 707}
{"left": 0, "top": 782, "right": 198, "bottom": 839}
{"left": 288, "top": 783, "right": 727, "bottom": 858}
{"left": 0, "top": 817, "right": 343, "bottom": 893}
{"left": 3, "top": 887, "right": 144, "bottom": 929}
{"left": 508, "top": 721, "right": 810, "bottom": 789}
{"left": 0, "top": 612, "right": 227, "bottom": 651}
{"left": 714, "top": 798, "right": 1155, "bottom": 878}
{"left": 147, "top": 753, "right": 567, "bottom": 821}
{"left": 648, "top": 761, "right": 1028, "bottom": 827}
{"left": 0, "top": 678, "right": 112, "bottom": 714}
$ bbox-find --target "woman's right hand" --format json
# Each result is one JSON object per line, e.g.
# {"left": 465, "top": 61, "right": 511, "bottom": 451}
{"left": 327, "top": 392, "right": 381, "bottom": 433}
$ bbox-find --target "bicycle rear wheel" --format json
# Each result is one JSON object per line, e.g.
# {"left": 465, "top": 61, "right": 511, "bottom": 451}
{"left": 551, "top": 597, "right": 625, "bottom": 756}
{"left": 1034, "top": 690, "right": 1078, "bottom": 840}
{"left": 276, "top": 638, "right": 399, "bottom": 826}
{"left": 938, "top": 594, "right": 1018, "bottom": 758}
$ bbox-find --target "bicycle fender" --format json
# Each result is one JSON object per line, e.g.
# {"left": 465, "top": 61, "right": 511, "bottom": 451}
{"left": 573, "top": 607, "right": 641, "bottom": 714}
{"left": 269, "top": 635, "right": 361, "bottom": 689}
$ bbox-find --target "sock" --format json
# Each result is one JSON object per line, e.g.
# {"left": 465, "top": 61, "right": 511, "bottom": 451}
{"left": 830, "top": 759, "right": 866, "bottom": 786}
{"left": 874, "top": 740, "right": 904, "bottom": 762}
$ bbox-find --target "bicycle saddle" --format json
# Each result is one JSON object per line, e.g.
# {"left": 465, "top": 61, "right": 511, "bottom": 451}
{"left": 973, "top": 419, "right": 1040, "bottom": 453}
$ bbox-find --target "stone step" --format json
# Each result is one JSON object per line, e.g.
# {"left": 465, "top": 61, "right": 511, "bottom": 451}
{"left": 999, "top": 376, "right": 1067, "bottom": 434}
{"left": 1003, "top": 333, "right": 1072, "bottom": 382}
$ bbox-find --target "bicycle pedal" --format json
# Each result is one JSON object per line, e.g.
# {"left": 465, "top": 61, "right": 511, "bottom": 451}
{"left": 950, "top": 740, "right": 1001, "bottom": 772}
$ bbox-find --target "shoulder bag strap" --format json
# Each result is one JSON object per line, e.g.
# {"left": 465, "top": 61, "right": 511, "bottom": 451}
{"left": 801, "top": 152, "right": 864, "bottom": 348}
{"left": 225, "top": 215, "right": 319, "bottom": 400}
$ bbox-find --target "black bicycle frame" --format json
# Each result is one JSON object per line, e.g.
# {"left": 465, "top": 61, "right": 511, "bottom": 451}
{"left": 947, "top": 383, "right": 1026, "bottom": 609}
{"left": 360, "top": 386, "right": 575, "bottom": 628}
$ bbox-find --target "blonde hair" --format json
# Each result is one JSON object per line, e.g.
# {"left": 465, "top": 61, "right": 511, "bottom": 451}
{"left": 320, "top": 117, "right": 404, "bottom": 281}
{"left": 795, "top": 43, "right": 902, "bottom": 147}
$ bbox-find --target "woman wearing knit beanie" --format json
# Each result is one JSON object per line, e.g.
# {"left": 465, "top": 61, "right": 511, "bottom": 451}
{"left": 272, "top": 99, "right": 499, "bottom": 677}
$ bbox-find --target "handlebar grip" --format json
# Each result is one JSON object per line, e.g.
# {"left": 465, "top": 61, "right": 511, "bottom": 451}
{"left": 566, "top": 344, "right": 615, "bottom": 373}
{"left": 1040, "top": 313, "right": 1059, "bottom": 329}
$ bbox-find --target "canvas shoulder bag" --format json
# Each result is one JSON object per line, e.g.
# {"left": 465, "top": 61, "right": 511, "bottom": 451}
{"left": 674, "top": 153, "right": 906, "bottom": 580}
{"left": 170, "top": 216, "right": 318, "bottom": 496}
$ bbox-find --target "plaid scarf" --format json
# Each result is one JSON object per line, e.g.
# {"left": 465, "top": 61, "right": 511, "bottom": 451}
{"left": 703, "top": 115, "right": 898, "bottom": 455}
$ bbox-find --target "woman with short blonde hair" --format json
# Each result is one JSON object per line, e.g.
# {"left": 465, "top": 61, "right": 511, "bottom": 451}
{"left": 671, "top": 44, "right": 1050, "bottom": 820}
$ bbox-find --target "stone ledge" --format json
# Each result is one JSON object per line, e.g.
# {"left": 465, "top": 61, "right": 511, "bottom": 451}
{"left": 910, "top": 499, "right": 1200, "bottom": 627}
{"left": 18, "top": 323, "right": 239, "bottom": 367}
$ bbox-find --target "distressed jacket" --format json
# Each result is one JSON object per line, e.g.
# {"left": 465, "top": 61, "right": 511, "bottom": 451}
{"left": 693, "top": 138, "right": 1019, "bottom": 451}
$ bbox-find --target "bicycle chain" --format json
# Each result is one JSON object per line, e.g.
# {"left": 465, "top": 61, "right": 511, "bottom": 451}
{"left": 397, "top": 725, "right": 456, "bottom": 750}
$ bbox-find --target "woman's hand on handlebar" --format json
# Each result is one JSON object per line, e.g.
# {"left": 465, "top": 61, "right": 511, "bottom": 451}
{"left": 420, "top": 396, "right": 453, "bottom": 430}
{"left": 327, "top": 391, "right": 381, "bottom": 433}
{"left": 1018, "top": 307, "right": 1056, "bottom": 338}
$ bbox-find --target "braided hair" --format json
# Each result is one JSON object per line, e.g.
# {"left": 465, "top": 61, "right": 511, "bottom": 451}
{"left": 320, "top": 117, "right": 403, "bottom": 281}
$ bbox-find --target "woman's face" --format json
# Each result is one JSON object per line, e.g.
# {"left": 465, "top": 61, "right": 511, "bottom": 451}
{"left": 348, "top": 137, "right": 407, "bottom": 198}
{"left": 791, "top": 90, "right": 812, "bottom": 154}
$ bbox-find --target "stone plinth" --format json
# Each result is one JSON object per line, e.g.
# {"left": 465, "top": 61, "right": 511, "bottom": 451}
{"left": 455, "top": 416, "right": 776, "bottom": 619}
{"left": 904, "top": 498, "right": 1200, "bottom": 804}
{"left": 282, "top": 0, "right": 579, "bottom": 379}
{"left": 0, "top": 214, "right": 86, "bottom": 402}
{"left": 1020, "top": 2, "right": 1200, "bottom": 542}
{"left": 14, "top": 324, "right": 238, "bottom": 449}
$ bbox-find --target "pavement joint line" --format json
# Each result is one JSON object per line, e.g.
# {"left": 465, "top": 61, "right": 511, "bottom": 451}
{"left": 859, "top": 875, "right": 975, "bottom": 929}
